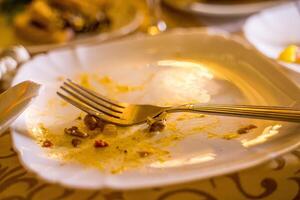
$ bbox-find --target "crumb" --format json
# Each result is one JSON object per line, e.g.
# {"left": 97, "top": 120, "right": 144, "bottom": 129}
{"left": 84, "top": 114, "right": 99, "bottom": 130}
{"left": 42, "top": 140, "right": 53, "bottom": 148}
{"left": 94, "top": 139, "right": 109, "bottom": 148}
{"left": 84, "top": 114, "right": 105, "bottom": 131}
{"left": 237, "top": 124, "right": 257, "bottom": 134}
{"left": 64, "top": 126, "right": 89, "bottom": 138}
{"left": 76, "top": 116, "right": 82, "bottom": 120}
{"left": 238, "top": 129, "right": 247, "bottom": 134}
{"left": 147, "top": 113, "right": 167, "bottom": 132}
{"left": 71, "top": 138, "right": 81, "bottom": 147}
{"left": 148, "top": 120, "right": 166, "bottom": 132}
{"left": 138, "top": 151, "right": 151, "bottom": 158}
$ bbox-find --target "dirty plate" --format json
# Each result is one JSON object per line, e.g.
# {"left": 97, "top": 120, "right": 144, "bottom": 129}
{"left": 11, "top": 29, "right": 300, "bottom": 189}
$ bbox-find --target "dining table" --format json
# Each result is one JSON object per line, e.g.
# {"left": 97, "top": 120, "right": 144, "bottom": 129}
{"left": 0, "top": 1, "right": 299, "bottom": 199}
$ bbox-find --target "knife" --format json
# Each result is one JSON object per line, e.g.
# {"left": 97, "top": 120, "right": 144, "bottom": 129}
{"left": 0, "top": 81, "right": 40, "bottom": 135}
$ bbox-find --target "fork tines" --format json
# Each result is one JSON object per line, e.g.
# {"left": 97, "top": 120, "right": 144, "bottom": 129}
{"left": 57, "top": 79, "right": 126, "bottom": 121}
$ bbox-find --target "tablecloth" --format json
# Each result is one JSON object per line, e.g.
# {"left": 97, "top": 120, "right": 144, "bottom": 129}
{"left": 0, "top": 1, "right": 299, "bottom": 199}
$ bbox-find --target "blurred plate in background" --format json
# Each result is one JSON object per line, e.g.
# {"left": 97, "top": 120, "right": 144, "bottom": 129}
{"left": 0, "top": 0, "right": 142, "bottom": 54}
{"left": 162, "top": 0, "right": 289, "bottom": 17}
{"left": 244, "top": 1, "right": 300, "bottom": 73}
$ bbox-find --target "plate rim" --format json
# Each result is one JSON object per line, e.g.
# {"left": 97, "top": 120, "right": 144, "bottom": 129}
{"left": 162, "top": 0, "right": 289, "bottom": 17}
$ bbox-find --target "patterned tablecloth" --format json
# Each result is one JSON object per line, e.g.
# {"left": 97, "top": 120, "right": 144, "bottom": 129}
{"left": 0, "top": 1, "right": 300, "bottom": 199}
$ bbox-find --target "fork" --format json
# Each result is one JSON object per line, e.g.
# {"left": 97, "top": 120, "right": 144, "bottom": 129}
{"left": 57, "top": 79, "right": 300, "bottom": 126}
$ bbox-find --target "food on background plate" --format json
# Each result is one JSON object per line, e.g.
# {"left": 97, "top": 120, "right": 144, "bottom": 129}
{"left": 0, "top": 0, "right": 111, "bottom": 44}
{"left": 278, "top": 45, "right": 300, "bottom": 64}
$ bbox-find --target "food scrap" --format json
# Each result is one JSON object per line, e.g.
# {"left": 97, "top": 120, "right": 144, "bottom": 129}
{"left": 76, "top": 116, "right": 82, "bottom": 120}
{"left": 94, "top": 139, "right": 109, "bottom": 148}
{"left": 278, "top": 45, "right": 300, "bottom": 64}
{"left": 84, "top": 114, "right": 105, "bottom": 131}
{"left": 147, "top": 112, "right": 167, "bottom": 133}
{"left": 84, "top": 114, "right": 117, "bottom": 135}
{"left": 148, "top": 118, "right": 166, "bottom": 132}
{"left": 237, "top": 124, "right": 257, "bottom": 134}
{"left": 42, "top": 139, "right": 53, "bottom": 148}
{"left": 64, "top": 126, "right": 89, "bottom": 138}
{"left": 138, "top": 151, "right": 152, "bottom": 158}
{"left": 71, "top": 138, "right": 81, "bottom": 147}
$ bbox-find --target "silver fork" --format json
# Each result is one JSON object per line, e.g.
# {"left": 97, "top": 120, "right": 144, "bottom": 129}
{"left": 57, "top": 79, "right": 300, "bottom": 126}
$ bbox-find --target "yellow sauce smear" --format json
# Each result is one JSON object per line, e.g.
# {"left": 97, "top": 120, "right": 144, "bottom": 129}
{"left": 35, "top": 73, "right": 252, "bottom": 174}
{"left": 32, "top": 117, "right": 211, "bottom": 174}
{"left": 99, "top": 75, "right": 144, "bottom": 93}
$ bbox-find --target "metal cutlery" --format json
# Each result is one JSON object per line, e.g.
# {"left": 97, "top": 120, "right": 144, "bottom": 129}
{"left": 57, "top": 79, "right": 300, "bottom": 126}
{"left": 0, "top": 81, "right": 40, "bottom": 134}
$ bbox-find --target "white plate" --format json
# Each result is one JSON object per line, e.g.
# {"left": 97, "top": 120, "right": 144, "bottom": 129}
{"left": 162, "top": 0, "right": 287, "bottom": 17}
{"left": 244, "top": 2, "right": 300, "bottom": 73}
{"left": 11, "top": 29, "right": 300, "bottom": 189}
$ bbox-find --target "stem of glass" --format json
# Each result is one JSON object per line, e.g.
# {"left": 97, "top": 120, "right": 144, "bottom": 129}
{"left": 146, "top": 0, "right": 167, "bottom": 35}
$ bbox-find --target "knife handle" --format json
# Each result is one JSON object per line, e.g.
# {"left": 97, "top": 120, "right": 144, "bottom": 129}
{"left": 0, "top": 46, "right": 30, "bottom": 80}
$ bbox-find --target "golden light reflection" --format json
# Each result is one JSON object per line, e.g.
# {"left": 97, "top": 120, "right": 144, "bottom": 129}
{"left": 147, "top": 26, "right": 160, "bottom": 36}
{"left": 157, "top": 60, "right": 214, "bottom": 80}
{"left": 149, "top": 153, "right": 216, "bottom": 168}
{"left": 241, "top": 124, "right": 282, "bottom": 148}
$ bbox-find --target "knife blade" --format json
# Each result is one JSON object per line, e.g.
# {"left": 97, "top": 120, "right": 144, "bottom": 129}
{"left": 0, "top": 81, "right": 40, "bottom": 135}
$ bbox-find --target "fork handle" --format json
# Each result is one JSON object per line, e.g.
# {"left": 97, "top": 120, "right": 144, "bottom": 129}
{"left": 166, "top": 104, "right": 300, "bottom": 123}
